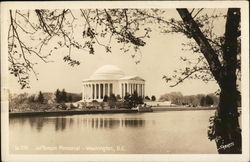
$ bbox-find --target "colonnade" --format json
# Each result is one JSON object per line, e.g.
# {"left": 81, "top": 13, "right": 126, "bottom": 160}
{"left": 121, "top": 83, "right": 145, "bottom": 98}
{"left": 83, "top": 83, "right": 113, "bottom": 100}
{"left": 83, "top": 82, "right": 145, "bottom": 101}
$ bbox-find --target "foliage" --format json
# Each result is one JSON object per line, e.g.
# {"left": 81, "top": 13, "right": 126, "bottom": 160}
{"left": 28, "top": 94, "right": 36, "bottom": 103}
{"left": 68, "top": 94, "right": 73, "bottom": 102}
{"left": 10, "top": 9, "right": 235, "bottom": 89}
{"left": 55, "top": 89, "right": 61, "bottom": 103}
{"left": 144, "top": 96, "right": 150, "bottom": 100}
{"left": 124, "top": 91, "right": 143, "bottom": 108}
{"left": 54, "top": 88, "right": 74, "bottom": 103}
{"left": 7, "top": 8, "right": 241, "bottom": 102}
{"left": 106, "top": 93, "right": 117, "bottom": 108}
{"left": 203, "top": 95, "right": 214, "bottom": 106}
{"left": 116, "top": 94, "right": 122, "bottom": 100}
{"left": 103, "top": 95, "right": 108, "bottom": 102}
{"left": 61, "top": 89, "right": 67, "bottom": 102}
{"left": 151, "top": 95, "right": 156, "bottom": 101}
{"left": 8, "top": 9, "right": 154, "bottom": 88}
{"left": 159, "top": 91, "right": 219, "bottom": 107}
{"left": 92, "top": 100, "right": 98, "bottom": 103}
{"left": 37, "top": 91, "right": 44, "bottom": 104}
{"left": 9, "top": 91, "right": 80, "bottom": 112}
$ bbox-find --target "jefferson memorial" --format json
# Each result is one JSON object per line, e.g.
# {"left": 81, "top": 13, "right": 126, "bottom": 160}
{"left": 82, "top": 65, "right": 145, "bottom": 102}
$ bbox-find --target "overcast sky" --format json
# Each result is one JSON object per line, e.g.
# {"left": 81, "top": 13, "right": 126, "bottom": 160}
{"left": 8, "top": 8, "right": 227, "bottom": 98}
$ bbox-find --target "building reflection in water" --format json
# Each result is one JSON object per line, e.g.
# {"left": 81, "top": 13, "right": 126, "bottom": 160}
{"left": 83, "top": 118, "right": 146, "bottom": 129}
{"left": 13, "top": 116, "right": 149, "bottom": 132}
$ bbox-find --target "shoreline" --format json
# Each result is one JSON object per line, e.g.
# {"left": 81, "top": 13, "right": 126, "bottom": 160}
{"left": 152, "top": 107, "right": 216, "bottom": 111}
{"left": 9, "top": 109, "right": 138, "bottom": 117}
{"left": 9, "top": 107, "right": 217, "bottom": 117}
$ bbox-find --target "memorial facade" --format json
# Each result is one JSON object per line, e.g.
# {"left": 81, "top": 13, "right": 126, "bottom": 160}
{"left": 82, "top": 65, "right": 145, "bottom": 102}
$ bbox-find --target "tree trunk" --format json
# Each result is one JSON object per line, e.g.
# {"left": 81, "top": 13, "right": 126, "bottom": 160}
{"left": 177, "top": 8, "right": 242, "bottom": 154}
{"left": 214, "top": 8, "right": 242, "bottom": 154}
{"left": 214, "top": 73, "right": 242, "bottom": 154}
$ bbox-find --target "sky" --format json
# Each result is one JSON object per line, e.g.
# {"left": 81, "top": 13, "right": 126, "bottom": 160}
{"left": 8, "top": 8, "right": 226, "bottom": 98}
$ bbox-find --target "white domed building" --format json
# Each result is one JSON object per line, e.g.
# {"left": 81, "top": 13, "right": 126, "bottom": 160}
{"left": 82, "top": 65, "right": 145, "bottom": 102}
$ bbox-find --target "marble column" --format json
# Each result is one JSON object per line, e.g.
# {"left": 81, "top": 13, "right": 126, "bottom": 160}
{"left": 143, "top": 84, "right": 145, "bottom": 98}
{"left": 83, "top": 84, "right": 85, "bottom": 100}
{"left": 98, "top": 84, "right": 101, "bottom": 99}
{"left": 140, "top": 84, "right": 142, "bottom": 97}
{"left": 84, "top": 84, "right": 86, "bottom": 99}
{"left": 100, "top": 83, "right": 103, "bottom": 99}
{"left": 121, "top": 83, "right": 123, "bottom": 98}
{"left": 124, "top": 83, "right": 126, "bottom": 96}
{"left": 88, "top": 84, "right": 90, "bottom": 99}
{"left": 89, "top": 84, "right": 93, "bottom": 99}
{"left": 96, "top": 84, "right": 98, "bottom": 99}
{"left": 138, "top": 84, "right": 140, "bottom": 96}
{"left": 129, "top": 83, "right": 131, "bottom": 95}
{"left": 108, "top": 83, "right": 110, "bottom": 97}
{"left": 86, "top": 84, "right": 88, "bottom": 99}
{"left": 103, "top": 83, "right": 106, "bottom": 97}
{"left": 92, "top": 84, "right": 95, "bottom": 99}
{"left": 110, "top": 83, "right": 113, "bottom": 95}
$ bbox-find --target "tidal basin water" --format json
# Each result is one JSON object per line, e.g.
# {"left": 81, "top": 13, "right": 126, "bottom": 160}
{"left": 10, "top": 110, "right": 217, "bottom": 154}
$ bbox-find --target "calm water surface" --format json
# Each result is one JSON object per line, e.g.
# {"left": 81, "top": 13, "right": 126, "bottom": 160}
{"left": 10, "top": 110, "right": 217, "bottom": 154}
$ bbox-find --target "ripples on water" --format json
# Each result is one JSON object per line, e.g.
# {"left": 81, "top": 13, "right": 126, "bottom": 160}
{"left": 9, "top": 111, "right": 217, "bottom": 154}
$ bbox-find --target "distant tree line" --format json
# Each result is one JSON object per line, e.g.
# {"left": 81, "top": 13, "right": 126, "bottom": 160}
{"left": 159, "top": 92, "right": 219, "bottom": 107}
{"left": 55, "top": 89, "right": 74, "bottom": 103}
{"left": 9, "top": 89, "right": 81, "bottom": 105}
{"left": 10, "top": 91, "right": 46, "bottom": 105}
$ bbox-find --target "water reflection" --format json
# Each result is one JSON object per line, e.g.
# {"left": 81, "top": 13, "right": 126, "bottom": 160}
{"left": 10, "top": 116, "right": 148, "bottom": 132}
{"left": 83, "top": 118, "right": 146, "bottom": 129}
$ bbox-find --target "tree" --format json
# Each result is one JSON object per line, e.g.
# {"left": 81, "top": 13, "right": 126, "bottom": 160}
{"left": 116, "top": 94, "right": 121, "bottom": 100}
{"left": 138, "top": 96, "right": 144, "bottom": 104}
{"left": 144, "top": 96, "right": 150, "bottom": 100}
{"left": 205, "top": 95, "right": 214, "bottom": 106}
{"left": 125, "top": 91, "right": 144, "bottom": 108}
{"left": 124, "top": 92, "right": 130, "bottom": 102}
{"left": 8, "top": 8, "right": 242, "bottom": 153}
{"left": 37, "top": 91, "right": 44, "bottom": 104}
{"left": 151, "top": 95, "right": 156, "bottom": 101}
{"left": 200, "top": 96, "right": 206, "bottom": 106}
{"left": 28, "top": 95, "right": 35, "bottom": 103}
{"left": 103, "top": 95, "right": 109, "bottom": 102}
{"left": 55, "top": 89, "right": 61, "bottom": 103}
{"left": 68, "top": 94, "right": 73, "bottom": 103}
{"left": 107, "top": 93, "right": 117, "bottom": 108}
{"left": 159, "top": 92, "right": 184, "bottom": 105}
{"left": 176, "top": 9, "right": 241, "bottom": 154}
{"left": 61, "top": 89, "right": 67, "bottom": 102}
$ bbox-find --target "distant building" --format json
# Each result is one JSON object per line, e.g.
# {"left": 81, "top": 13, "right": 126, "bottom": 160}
{"left": 145, "top": 101, "right": 172, "bottom": 107}
{"left": 82, "top": 65, "right": 145, "bottom": 102}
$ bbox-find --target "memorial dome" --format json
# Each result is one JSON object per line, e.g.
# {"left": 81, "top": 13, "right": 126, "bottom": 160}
{"left": 89, "top": 65, "right": 125, "bottom": 80}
